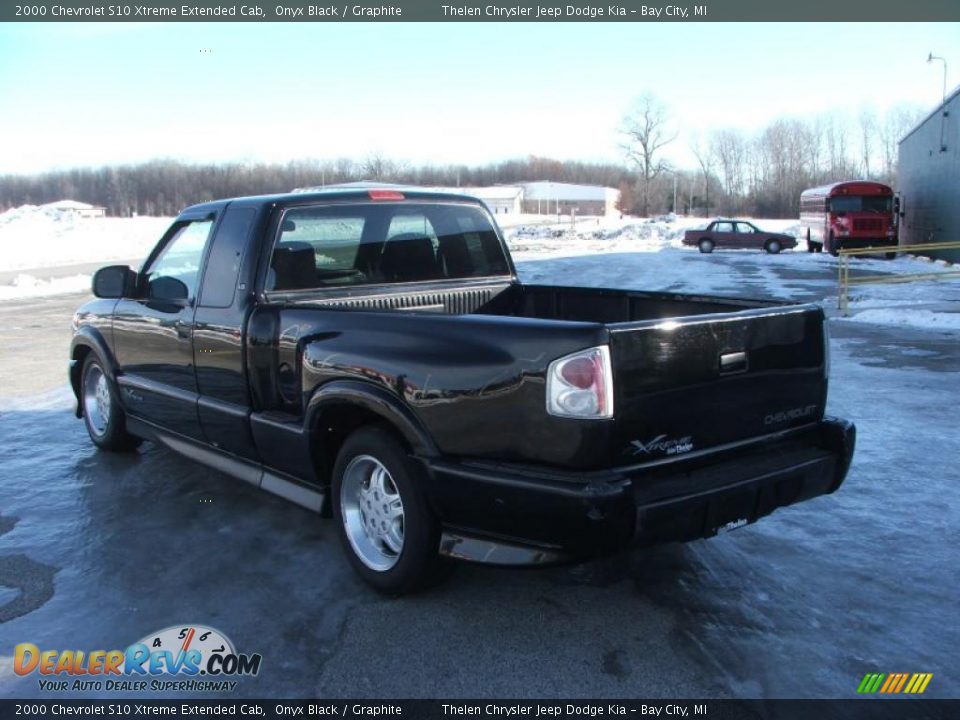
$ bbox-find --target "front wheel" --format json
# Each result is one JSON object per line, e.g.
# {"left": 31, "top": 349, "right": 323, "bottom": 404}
{"left": 828, "top": 232, "right": 839, "bottom": 257}
{"left": 81, "top": 355, "right": 141, "bottom": 451}
{"left": 765, "top": 239, "right": 782, "bottom": 254}
{"left": 332, "top": 426, "right": 441, "bottom": 594}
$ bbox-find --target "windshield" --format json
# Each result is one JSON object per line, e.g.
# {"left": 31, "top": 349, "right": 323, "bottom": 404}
{"left": 829, "top": 195, "right": 892, "bottom": 213}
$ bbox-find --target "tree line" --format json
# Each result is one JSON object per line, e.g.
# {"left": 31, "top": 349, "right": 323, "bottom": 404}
{"left": 0, "top": 98, "right": 927, "bottom": 219}
{"left": 0, "top": 156, "right": 635, "bottom": 218}
{"left": 621, "top": 93, "right": 926, "bottom": 218}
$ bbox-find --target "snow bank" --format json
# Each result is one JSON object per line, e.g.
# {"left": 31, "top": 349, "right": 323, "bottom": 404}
{"left": 0, "top": 203, "right": 170, "bottom": 273}
{"left": 0, "top": 273, "right": 91, "bottom": 300}
{"left": 839, "top": 308, "right": 960, "bottom": 331}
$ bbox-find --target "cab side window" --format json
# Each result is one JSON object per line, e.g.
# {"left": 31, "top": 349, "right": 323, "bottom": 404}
{"left": 143, "top": 220, "right": 213, "bottom": 301}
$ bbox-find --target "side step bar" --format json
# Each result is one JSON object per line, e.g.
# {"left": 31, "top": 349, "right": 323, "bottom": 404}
{"left": 128, "top": 417, "right": 326, "bottom": 513}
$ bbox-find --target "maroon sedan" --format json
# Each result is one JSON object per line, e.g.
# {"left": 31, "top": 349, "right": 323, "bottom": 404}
{"left": 683, "top": 220, "right": 797, "bottom": 254}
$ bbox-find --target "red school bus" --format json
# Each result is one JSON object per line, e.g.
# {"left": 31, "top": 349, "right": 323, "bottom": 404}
{"left": 799, "top": 180, "right": 897, "bottom": 257}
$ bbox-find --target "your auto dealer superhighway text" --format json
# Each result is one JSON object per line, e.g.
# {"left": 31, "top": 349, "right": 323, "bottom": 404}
{"left": 442, "top": 4, "right": 692, "bottom": 17}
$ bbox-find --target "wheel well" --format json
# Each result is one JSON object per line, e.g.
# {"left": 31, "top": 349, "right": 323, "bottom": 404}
{"left": 312, "top": 403, "right": 412, "bottom": 486}
{"left": 71, "top": 345, "right": 92, "bottom": 408}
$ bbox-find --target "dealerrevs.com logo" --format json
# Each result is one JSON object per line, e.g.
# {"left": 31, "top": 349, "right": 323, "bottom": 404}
{"left": 14, "top": 624, "right": 262, "bottom": 693}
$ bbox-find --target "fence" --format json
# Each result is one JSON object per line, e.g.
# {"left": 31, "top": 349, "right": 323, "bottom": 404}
{"left": 838, "top": 241, "right": 960, "bottom": 315}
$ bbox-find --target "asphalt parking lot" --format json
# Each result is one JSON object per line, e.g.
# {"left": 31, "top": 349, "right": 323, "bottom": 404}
{"left": 1, "top": 251, "right": 958, "bottom": 702}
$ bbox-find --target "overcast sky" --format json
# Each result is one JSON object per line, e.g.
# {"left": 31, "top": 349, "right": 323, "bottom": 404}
{"left": 0, "top": 22, "right": 956, "bottom": 175}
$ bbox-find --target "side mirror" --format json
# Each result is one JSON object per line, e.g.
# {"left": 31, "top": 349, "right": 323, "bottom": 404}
{"left": 92, "top": 265, "right": 136, "bottom": 299}
{"left": 148, "top": 276, "right": 189, "bottom": 302}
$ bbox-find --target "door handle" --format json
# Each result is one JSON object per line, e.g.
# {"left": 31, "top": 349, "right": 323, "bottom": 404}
{"left": 719, "top": 351, "right": 748, "bottom": 375}
{"left": 175, "top": 320, "right": 191, "bottom": 339}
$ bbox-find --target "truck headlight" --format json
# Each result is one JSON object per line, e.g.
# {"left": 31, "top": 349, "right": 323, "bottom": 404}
{"left": 546, "top": 345, "right": 614, "bottom": 419}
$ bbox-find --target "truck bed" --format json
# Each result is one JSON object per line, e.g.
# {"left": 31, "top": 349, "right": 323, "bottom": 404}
{"left": 290, "top": 280, "right": 826, "bottom": 468}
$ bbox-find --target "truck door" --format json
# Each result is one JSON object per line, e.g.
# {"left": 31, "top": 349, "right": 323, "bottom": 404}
{"left": 113, "top": 216, "right": 213, "bottom": 440}
{"left": 193, "top": 206, "right": 261, "bottom": 460}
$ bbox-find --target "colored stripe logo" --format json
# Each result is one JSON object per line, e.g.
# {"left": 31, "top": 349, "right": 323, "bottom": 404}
{"left": 857, "top": 673, "right": 933, "bottom": 694}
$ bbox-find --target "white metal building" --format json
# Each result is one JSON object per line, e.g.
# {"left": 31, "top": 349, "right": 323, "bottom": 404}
{"left": 520, "top": 182, "right": 619, "bottom": 216}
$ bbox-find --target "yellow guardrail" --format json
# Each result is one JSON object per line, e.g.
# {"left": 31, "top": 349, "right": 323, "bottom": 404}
{"left": 838, "top": 241, "right": 960, "bottom": 316}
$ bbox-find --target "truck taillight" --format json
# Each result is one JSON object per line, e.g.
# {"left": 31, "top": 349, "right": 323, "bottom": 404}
{"left": 546, "top": 346, "right": 614, "bottom": 419}
{"left": 368, "top": 190, "right": 405, "bottom": 200}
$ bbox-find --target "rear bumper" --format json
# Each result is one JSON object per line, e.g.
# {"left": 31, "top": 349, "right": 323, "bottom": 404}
{"left": 425, "top": 417, "right": 855, "bottom": 564}
{"left": 836, "top": 237, "right": 896, "bottom": 249}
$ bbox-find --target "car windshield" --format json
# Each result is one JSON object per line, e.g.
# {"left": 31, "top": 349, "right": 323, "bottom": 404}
{"left": 830, "top": 195, "right": 892, "bottom": 213}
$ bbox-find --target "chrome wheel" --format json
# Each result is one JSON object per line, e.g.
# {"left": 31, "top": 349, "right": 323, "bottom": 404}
{"left": 340, "top": 454, "right": 405, "bottom": 571}
{"left": 83, "top": 363, "right": 110, "bottom": 438}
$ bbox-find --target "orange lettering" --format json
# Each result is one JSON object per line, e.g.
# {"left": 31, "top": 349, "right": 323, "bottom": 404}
{"left": 13, "top": 644, "right": 39, "bottom": 675}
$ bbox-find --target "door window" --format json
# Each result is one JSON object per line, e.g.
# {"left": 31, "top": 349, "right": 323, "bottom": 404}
{"left": 143, "top": 220, "right": 213, "bottom": 301}
{"left": 735, "top": 223, "right": 755, "bottom": 233}
{"left": 713, "top": 222, "right": 734, "bottom": 233}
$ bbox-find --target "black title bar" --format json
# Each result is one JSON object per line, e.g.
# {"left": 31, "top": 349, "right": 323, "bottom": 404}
{"left": 0, "top": 700, "right": 958, "bottom": 720}
{"left": 4, "top": 0, "right": 960, "bottom": 22}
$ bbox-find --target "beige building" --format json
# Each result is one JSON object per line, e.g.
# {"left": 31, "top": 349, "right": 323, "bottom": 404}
{"left": 42, "top": 200, "right": 106, "bottom": 218}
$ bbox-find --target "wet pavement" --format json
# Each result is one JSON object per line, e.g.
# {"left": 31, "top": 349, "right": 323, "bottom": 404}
{"left": 0, "top": 252, "right": 958, "bottom": 701}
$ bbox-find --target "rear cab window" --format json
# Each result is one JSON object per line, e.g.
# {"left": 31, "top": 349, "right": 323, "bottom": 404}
{"left": 266, "top": 202, "right": 510, "bottom": 291}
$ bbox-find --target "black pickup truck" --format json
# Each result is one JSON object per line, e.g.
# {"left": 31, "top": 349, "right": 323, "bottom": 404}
{"left": 70, "top": 187, "right": 855, "bottom": 593}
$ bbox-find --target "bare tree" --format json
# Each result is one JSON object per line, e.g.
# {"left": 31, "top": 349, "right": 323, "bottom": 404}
{"left": 858, "top": 107, "right": 877, "bottom": 178}
{"left": 620, "top": 93, "right": 676, "bottom": 216}
{"left": 878, "top": 103, "right": 926, "bottom": 183}
{"left": 690, "top": 134, "right": 713, "bottom": 217}
{"left": 711, "top": 129, "right": 749, "bottom": 214}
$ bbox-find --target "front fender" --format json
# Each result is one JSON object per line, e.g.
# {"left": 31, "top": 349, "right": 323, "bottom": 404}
{"left": 69, "top": 326, "right": 118, "bottom": 417}
{"left": 305, "top": 379, "right": 438, "bottom": 458}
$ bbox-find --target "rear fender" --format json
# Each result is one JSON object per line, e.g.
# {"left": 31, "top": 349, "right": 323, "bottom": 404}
{"left": 305, "top": 379, "right": 439, "bottom": 458}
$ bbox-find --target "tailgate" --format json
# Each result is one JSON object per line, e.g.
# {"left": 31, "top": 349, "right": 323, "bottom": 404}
{"left": 608, "top": 304, "right": 828, "bottom": 465}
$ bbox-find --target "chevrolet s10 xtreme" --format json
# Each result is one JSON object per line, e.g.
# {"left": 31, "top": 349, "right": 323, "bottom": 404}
{"left": 70, "top": 188, "right": 855, "bottom": 593}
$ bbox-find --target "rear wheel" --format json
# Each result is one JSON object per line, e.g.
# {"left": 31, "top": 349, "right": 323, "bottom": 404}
{"left": 885, "top": 251, "right": 897, "bottom": 260}
{"left": 332, "top": 425, "right": 441, "bottom": 594}
{"left": 806, "top": 230, "right": 815, "bottom": 253}
{"left": 765, "top": 239, "right": 782, "bottom": 254}
{"left": 81, "top": 355, "right": 141, "bottom": 451}
{"left": 698, "top": 238, "right": 714, "bottom": 254}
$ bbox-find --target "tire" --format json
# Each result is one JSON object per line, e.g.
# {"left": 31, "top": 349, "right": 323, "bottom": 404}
{"left": 806, "top": 230, "right": 815, "bottom": 253}
{"left": 698, "top": 238, "right": 714, "bottom": 254}
{"left": 332, "top": 425, "right": 441, "bottom": 595}
{"left": 828, "top": 232, "right": 839, "bottom": 257}
{"left": 765, "top": 239, "right": 782, "bottom": 254}
{"left": 885, "top": 251, "right": 897, "bottom": 260}
{"left": 80, "top": 354, "right": 141, "bottom": 451}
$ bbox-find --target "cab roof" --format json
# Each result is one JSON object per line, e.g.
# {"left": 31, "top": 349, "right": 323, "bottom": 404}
{"left": 178, "top": 187, "right": 488, "bottom": 218}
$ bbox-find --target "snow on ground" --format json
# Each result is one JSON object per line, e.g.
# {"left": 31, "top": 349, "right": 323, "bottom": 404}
{"left": 0, "top": 204, "right": 170, "bottom": 298}
{"left": 502, "top": 215, "right": 960, "bottom": 332}
{"left": 0, "top": 205, "right": 957, "bottom": 333}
